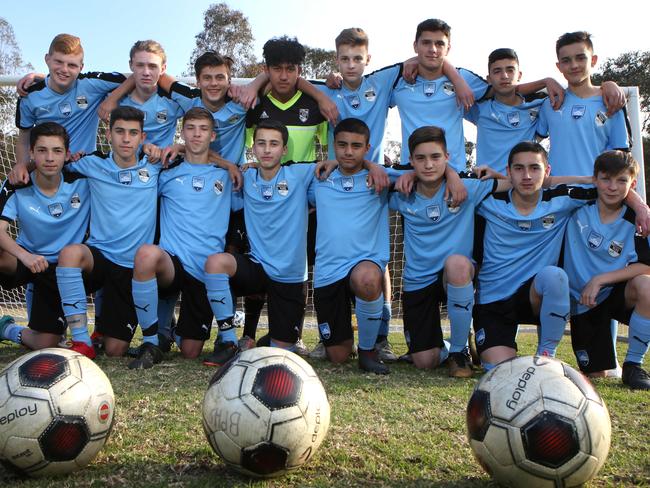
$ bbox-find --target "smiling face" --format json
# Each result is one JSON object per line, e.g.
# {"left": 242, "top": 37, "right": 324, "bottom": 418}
{"left": 595, "top": 170, "right": 635, "bottom": 208}
{"left": 414, "top": 30, "right": 449, "bottom": 75}
{"left": 556, "top": 42, "right": 597, "bottom": 88}
{"left": 196, "top": 64, "right": 230, "bottom": 107}
{"left": 31, "top": 135, "right": 67, "bottom": 178}
{"left": 45, "top": 51, "right": 84, "bottom": 93}
{"left": 507, "top": 151, "right": 550, "bottom": 197}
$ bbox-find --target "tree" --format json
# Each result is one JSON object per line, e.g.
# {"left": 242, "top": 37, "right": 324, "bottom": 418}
{"left": 186, "top": 3, "right": 256, "bottom": 77}
{"left": 301, "top": 46, "right": 337, "bottom": 80}
{"left": 0, "top": 17, "right": 32, "bottom": 132}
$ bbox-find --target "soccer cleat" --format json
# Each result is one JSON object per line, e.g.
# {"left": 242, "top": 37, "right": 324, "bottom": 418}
{"left": 0, "top": 315, "right": 16, "bottom": 342}
{"left": 128, "top": 342, "right": 164, "bottom": 370}
{"left": 468, "top": 330, "right": 481, "bottom": 366}
{"left": 91, "top": 330, "right": 104, "bottom": 355}
{"left": 622, "top": 362, "right": 650, "bottom": 390}
{"left": 605, "top": 362, "right": 623, "bottom": 378}
{"left": 358, "top": 349, "right": 390, "bottom": 375}
{"left": 398, "top": 353, "right": 413, "bottom": 363}
{"left": 448, "top": 351, "right": 474, "bottom": 378}
{"left": 374, "top": 338, "right": 398, "bottom": 362}
{"left": 238, "top": 335, "right": 256, "bottom": 351}
{"left": 203, "top": 341, "right": 238, "bottom": 367}
{"left": 294, "top": 338, "right": 310, "bottom": 357}
{"left": 157, "top": 333, "right": 173, "bottom": 353}
{"left": 308, "top": 341, "right": 327, "bottom": 360}
{"left": 69, "top": 340, "right": 97, "bottom": 360}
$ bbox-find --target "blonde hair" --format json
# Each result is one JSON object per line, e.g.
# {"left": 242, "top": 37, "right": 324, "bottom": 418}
{"left": 129, "top": 40, "right": 167, "bottom": 65}
{"left": 335, "top": 28, "right": 369, "bottom": 51}
{"left": 48, "top": 34, "right": 83, "bottom": 56}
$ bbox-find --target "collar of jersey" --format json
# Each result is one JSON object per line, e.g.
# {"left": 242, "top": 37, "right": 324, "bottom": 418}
{"left": 267, "top": 90, "right": 303, "bottom": 110}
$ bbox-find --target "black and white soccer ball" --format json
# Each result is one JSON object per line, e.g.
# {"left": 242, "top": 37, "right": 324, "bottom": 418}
{"left": 202, "top": 347, "right": 330, "bottom": 477}
{"left": 0, "top": 348, "right": 115, "bottom": 477}
{"left": 466, "top": 355, "right": 611, "bottom": 487}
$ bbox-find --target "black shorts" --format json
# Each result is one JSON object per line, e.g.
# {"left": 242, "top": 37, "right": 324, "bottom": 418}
{"left": 313, "top": 272, "right": 355, "bottom": 347}
{"left": 161, "top": 254, "right": 214, "bottom": 342}
{"left": 0, "top": 263, "right": 67, "bottom": 335}
{"left": 570, "top": 282, "right": 632, "bottom": 373}
{"left": 230, "top": 253, "right": 306, "bottom": 343}
{"left": 402, "top": 278, "right": 446, "bottom": 354}
{"left": 225, "top": 209, "right": 249, "bottom": 253}
{"left": 473, "top": 277, "right": 538, "bottom": 354}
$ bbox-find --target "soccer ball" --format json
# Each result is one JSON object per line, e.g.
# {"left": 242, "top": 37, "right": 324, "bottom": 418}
{"left": 0, "top": 348, "right": 115, "bottom": 477}
{"left": 466, "top": 356, "right": 611, "bottom": 487}
{"left": 202, "top": 347, "right": 330, "bottom": 477}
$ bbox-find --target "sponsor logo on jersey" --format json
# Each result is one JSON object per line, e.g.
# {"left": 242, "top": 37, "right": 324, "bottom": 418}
{"left": 587, "top": 231, "right": 603, "bottom": 249}
{"left": 214, "top": 180, "right": 224, "bottom": 195}
{"left": 299, "top": 108, "right": 309, "bottom": 123}
{"left": 277, "top": 180, "right": 289, "bottom": 196}
{"left": 227, "top": 114, "right": 241, "bottom": 124}
{"left": 475, "top": 328, "right": 486, "bottom": 346}
{"left": 156, "top": 110, "right": 168, "bottom": 124}
{"left": 346, "top": 94, "right": 360, "bottom": 109}
{"left": 575, "top": 350, "right": 589, "bottom": 367}
{"left": 443, "top": 81, "right": 455, "bottom": 96}
{"left": 528, "top": 108, "right": 539, "bottom": 122}
{"left": 59, "top": 102, "right": 72, "bottom": 117}
{"left": 261, "top": 184, "right": 273, "bottom": 200}
{"left": 424, "top": 82, "right": 436, "bottom": 97}
{"left": 48, "top": 202, "right": 63, "bottom": 218}
{"left": 341, "top": 177, "right": 354, "bottom": 191}
{"left": 36, "top": 106, "right": 50, "bottom": 116}
{"left": 571, "top": 105, "right": 586, "bottom": 119}
{"left": 446, "top": 199, "right": 460, "bottom": 214}
{"left": 75, "top": 95, "right": 88, "bottom": 109}
{"left": 364, "top": 88, "right": 376, "bottom": 102}
{"left": 595, "top": 110, "right": 608, "bottom": 127}
{"left": 138, "top": 168, "right": 150, "bottom": 183}
{"left": 608, "top": 240, "right": 623, "bottom": 257}
{"left": 192, "top": 176, "right": 205, "bottom": 192}
{"left": 426, "top": 205, "right": 441, "bottom": 222}
{"left": 70, "top": 193, "right": 81, "bottom": 209}
{"left": 542, "top": 214, "right": 555, "bottom": 229}
{"left": 119, "top": 170, "right": 132, "bottom": 185}
{"left": 507, "top": 111, "right": 520, "bottom": 127}
{"left": 517, "top": 220, "right": 532, "bottom": 231}
{"left": 577, "top": 219, "right": 589, "bottom": 234}
{"left": 260, "top": 111, "right": 269, "bottom": 119}
{"left": 318, "top": 322, "right": 331, "bottom": 340}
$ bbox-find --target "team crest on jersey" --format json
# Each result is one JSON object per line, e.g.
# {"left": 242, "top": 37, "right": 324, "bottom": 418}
{"left": 507, "top": 111, "right": 520, "bottom": 127}
{"left": 227, "top": 114, "right": 241, "bottom": 124}
{"left": 261, "top": 184, "right": 273, "bottom": 200}
{"left": 260, "top": 111, "right": 269, "bottom": 119}
{"left": 426, "top": 205, "right": 441, "bottom": 222}
{"left": 364, "top": 88, "right": 376, "bottom": 102}
{"left": 75, "top": 95, "right": 88, "bottom": 109}
{"left": 137, "top": 168, "right": 150, "bottom": 183}
{"left": 59, "top": 102, "right": 72, "bottom": 117}
{"left": 443, "top": 81, "right": 455, "bottom": 96}
{"left": 119, "top": 170, "right": 132, "bottom": 185}
{"left": 542, "top": 214, "right": 555, "bottom": 229}
{"left": 318, "top": 322, "right": 331, "bottom": 340}
{"left": 517, "top": 220, "right": 532, "bottom": 231}
{"left": 341, "top": 176, "right": 354, "bottom": 191}
{"left": 528, "top": 108, "right": 539, "bottom": 122}
{"left": 608, "top": 240, "right": 623, "bottom": 257}
{"left": 70, "top": 193, "right": 81, "bottom": 209}
{"left": 595, "top": 111, "right": 608, "bottom": 127}
{"left": 192, "top": 176, "right": 205, "bottom": 192}
{"left": 299, "top": 108, "right": 309, "bottom": 123}
{"left": 423, "top": 82, "right": 436, "bottom": 97}
{"left": 277, "top": 180, "right": 289, "bottom": 196}
{"left": 156, "top": 110, "right": 168, "bottom": 124}
{"left": 576, "top": 349, "right": 590, "bottom": 367}
{"left": 214, "top": 180, "right": 224, "bottom": 195}
{"left": 571, "top": 105, "right": 586, "bottom": 119}
{"left": 587, "top": 231, "right": 603, "bottom": 249}
{"left": 346, "top": 94, "right": 361, "bottom": 109}
{"left": 48, "top": 202, "right": 63, "bottom": 218}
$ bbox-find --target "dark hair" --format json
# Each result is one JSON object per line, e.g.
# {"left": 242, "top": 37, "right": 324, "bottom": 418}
{"left": 109, "top": 106, "right": 145, "bottom": 130}
{"left": 194, "top": 51, "right": 233, "bottom": 78}
{"left": 253, "top": 119, "right": 289, "bottom": 146}
{"left": 556, "top": 31, "right": 593, "bottom": 57}
{"left": 263, "top": 36, "right": 305, "bottom": 66}
{"left": 408, "top": 126, "right": 447, "bottom": 155}
{"left": 593, "top": 150, "right": 638, "bottom": 178}
{"left": 335, "top": 28, "right": 369, "bottom": 50}
{"left": 507, "top": 141, "right": 548, "bottom": 167}
{"left": 334, "top": 118, "right": 370, "bottom": 144}
{"left": 30, "top": 122, "right": 69, "bottom": 150}
{"left": 415, "top": 19, "right": 451, "bottom": 43}
{"left": 488, "top": 48, "right": 519, "bottom": 69}
{"left": 182, "top": 107, "right": 215, "bottom": 129}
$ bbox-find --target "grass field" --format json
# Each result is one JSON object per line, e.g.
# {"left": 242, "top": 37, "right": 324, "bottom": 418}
{"left": 1, "top": 330, "right": 649, "bottom": 487}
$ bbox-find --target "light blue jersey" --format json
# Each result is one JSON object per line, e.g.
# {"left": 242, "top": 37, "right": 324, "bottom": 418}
{"left": 563, "top": 202, "right": 650, "bottom": 315}
{"left": 169, "top": 82, "right": 248, "bottom": 165}
{"left": 16, "top": 72, "right": 126, "bottom": 153}
{"left": 536, "top": 90, "right": 630, "bottom": 176}
{"left": 315, "top": 64, "right": 402, "bottom": 163}
{"left": 476, "top": 185, "right": 595, "bottom": 304}
{"left": 158, "top": 160, "right": 241, "bottom": 281}
{"left": 66, "top": 152, "right": 161, "bottom": 268}
{"left": 243, "top": 162, "right": 315, "bottom": 283}
{"left": 391, "top": 68, "right": 489, "bottom": 170}
{"left": 119, "top": 88, "right": 184, "bottom": 146}
{"left": 466, "top": 95, "right": 545, "bottom": 173}
{"left": 0, "top": 172, "right": 90, "bottom": 263}
{"left": 389, "top": 176, "right": 496, "bottom": 291}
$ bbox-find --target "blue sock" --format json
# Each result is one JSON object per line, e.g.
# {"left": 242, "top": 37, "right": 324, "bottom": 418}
{"left": 447, "top": 282, "right": 474, "bottom": 353}
{"left": 270, "top": 339, "right": 297, "bottom": 352}
{"left": 1, "top": 321, "right": 23, "bottom": 344}
{"left": 205, "top": 273, "right": 236, "bottom": 344}
{"left": 611, "top": 319, "right": 619, "bottom": 363}
{"left": 625, "top": 311, "right": 650, "bottom": 365}
{"left": 482, "top": 361, "right": 496, "bottom": 371}
{"left": 439, "top": 340, "right": 450, "bottom": 364}
{"left": 534, "top": 266, "right": 570, "bottom": 357}
{"left": 378, "top": 301, "right": 391, "bottom": 338}
{"left": 56, "top": 267, "right": 90, "bottom": 346}
{"left": 355, "top": 295, "right": 384, "bottom": 351}
{"left": 25, "top": 282, "right": 33, "bottom": 319}
{"left": 157, "top": 294, "right": 178, "bottom": 339}
{"left": 132, "top": 278, "right": 159, "bottom": 346}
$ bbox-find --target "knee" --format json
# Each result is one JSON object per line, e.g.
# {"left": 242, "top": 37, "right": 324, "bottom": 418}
{"left": 536, "top": 266, "right": 568, "bottom": 293}
{"left": 104, "top": 342, "right": 128, "bottom": 357}
{"left": 631, "top": 274, "right": 650, "bottom": 301}
{"left": 351, "top": 265, "right": 383, "bottom": 301}
{"left": 180, "top": 343, "right": 202, "bottom": 359}
{"left": 444, "top": 254, "right": 473, "bottom": 284}
{"left": 134, "top": 245, "right": 163, "bottom": 272}
{"left": 205, "top": 253, "right": 233, "bottom": 275}
{"left": 326, "top": 347, "right": 350, "bottom": 364}
{"left": 58, "top": 245, "right": 86, "bottom": 267}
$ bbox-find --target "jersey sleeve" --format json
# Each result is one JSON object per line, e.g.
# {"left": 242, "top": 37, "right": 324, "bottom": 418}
{"left": 231, "top": 189, "right": 244, "bottom": 211}
{"left": 169, "top": 82, "right": 201, "bottom": 113}
{"left": 15, "top": 96, "right": 35, "bottom": 130}
{"left": 606, "top": 107, "right": 631, "bottom": 150}
{"left": 535, "top": 99, "right": 551, "bottom": 137}
{"left": 0, "top": 183, "right": 17, "bottom": 222}
{"left": 82, "top": 72, "right": 127, "bottom": 97}
{"left": 459, "top": 68, "right": 489, "bottom": 100}
{"left": 368, "top": 63, "right": 403, "bottom": 89}
{"left": 466, "top": 177, "right": 498, "bottom": 204}
{"left": 465, "top": 102, "right": 480, "bottom": 125}
{"left": 388, "top": 190, "right": 402, "bottom": 211}
{"left": 64, "top": 154, "right": 97, "bottom": 176}
{"left": 634, "top": 235, "right": 650, "bottom": 265}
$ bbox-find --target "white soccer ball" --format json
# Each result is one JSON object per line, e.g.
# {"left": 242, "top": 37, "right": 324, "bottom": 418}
{"left": 466, "top": 355, "right": 611, "bottom": 487}
{"left": 202, "top": 347, "right": 330, "bottom": 477}
{"left": 0, "top": 348, "right": 115, "bottom": 477}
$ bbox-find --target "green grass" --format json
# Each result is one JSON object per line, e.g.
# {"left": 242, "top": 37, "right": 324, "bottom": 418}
{"left": 1, "top": 331, "right": 649, "bottom": 487}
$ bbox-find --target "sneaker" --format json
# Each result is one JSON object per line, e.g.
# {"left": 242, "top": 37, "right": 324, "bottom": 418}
{"left": 358, "top": 349, "right": 390, "bottom": 375}
{"left": 398, "top": 353, "right": 413, "bottom": 364}
{"left": 294, "top": 338, "right": 310, "bottom": 357}
{"left": 238, "top": 335, "right": 256, "bottom": 351}
{"left": 203, "top": 341, "right": 238, "bottom": 367}
{"left": 309, "top": 341, "right": 327, "bottom": 360}
{"left": 605, "top": 363, "right": 623, "bottom": 378}
{"left": 622, "top": 362, "right": 650, "bottom": 390}
{"left": 374, "top": 338, "right": 398, "bottom": 362}
{"left": 448, "top": 351, "right": 474, "bottom": 378}
{"left": 91, "top": 330, "right": 104, "bottom": 355}
{"left": 157, "top": 333, "right": 173, "bottom": 354}
{"left": 128, "top": 342, "right": 163, "bottom": 370}
{"left": 468, "top": 331, "right": 481, "bottom": 366}
{"left": 69, "top": 341, "right": 96, "bottom": 360}
{"left": 0, "top": 315, "right": 16, "bottom": 342}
